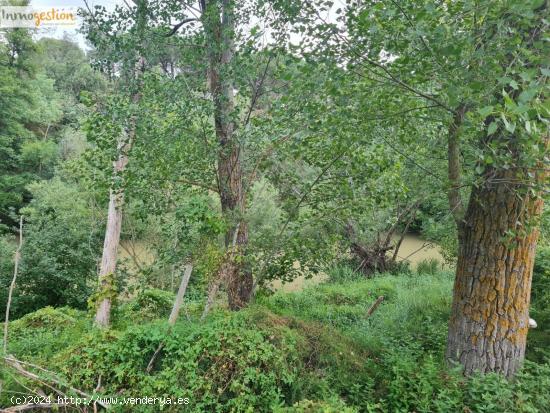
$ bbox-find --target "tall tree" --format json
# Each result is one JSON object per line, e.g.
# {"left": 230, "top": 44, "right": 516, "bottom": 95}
{"left": 83, "top": 0, "right": 148, "bottom": 327}
{"left": 444, "top": 1, "right": 549, "bottom": 377}
{"left": 201, "top": 0, "right": 252, "bottom": 309}
{"left": 300, "top": 0, "right": 549, "bottom": 376}
{"left": 0, "top": 29, "right": 63, "bottom": 232}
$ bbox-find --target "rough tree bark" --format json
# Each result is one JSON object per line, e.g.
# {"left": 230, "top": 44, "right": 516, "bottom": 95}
{"left": 445, "top": 2, "right": 548, "bottom": 376}
{"left": 446, "top": 166, "right": 546, "bottom": 377}
{"left": 204, "top": 0, "right": 252, "bottom": 310}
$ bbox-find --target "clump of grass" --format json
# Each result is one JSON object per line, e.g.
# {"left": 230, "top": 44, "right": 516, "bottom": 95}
{"left": 326, "top": 265, "right": 363, "bottom": 283}
{"left": 416, "top": 258, "right": 441, "bottom": 275}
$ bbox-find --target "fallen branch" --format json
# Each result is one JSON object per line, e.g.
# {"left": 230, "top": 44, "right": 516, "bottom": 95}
{"left": 366, "top": 296, "right": 385, "bottom": 318}
{"left": 146, "top": 265, "right": 193, "bottom": 373}
{"left": 3, "top": 402, "right": 72, "bottom": 412}
{"left": 2, "top": 355, "right": 109, "bottom": 410}
{"left": 3, "top": 216, "right": 23, "bottom": 354}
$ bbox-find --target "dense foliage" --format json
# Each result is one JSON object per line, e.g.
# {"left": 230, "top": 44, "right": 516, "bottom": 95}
{"left": 0, "top": 0, "right": 548, "bottom": 410}
{"left": 2, "top": 270, "right": 550, "bottom": 412}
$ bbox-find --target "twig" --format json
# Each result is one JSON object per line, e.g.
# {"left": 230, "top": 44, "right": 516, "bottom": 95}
{"left": 3, "top": 216, "right": 23, "bottom": 354}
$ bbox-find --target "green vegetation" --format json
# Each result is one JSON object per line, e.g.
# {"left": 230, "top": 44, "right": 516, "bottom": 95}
{"left": 1, "top": 0, "right": 549, "bottom": 410}
{"left": 2, "top": 269, "right": 550, "bottom": 412}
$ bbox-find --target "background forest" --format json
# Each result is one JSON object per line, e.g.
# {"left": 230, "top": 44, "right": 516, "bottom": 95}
{"left": 0, "top": 0, "right": 549, "bottom": 412}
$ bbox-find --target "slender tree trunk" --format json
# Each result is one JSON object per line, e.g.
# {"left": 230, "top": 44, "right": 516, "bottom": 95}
{"left": 205, "top": 0, "right": 252, "bottom": 310}
{"left": 95, "top": 141, "right": 131, "bottom": 327}
{"left": 3, "top": 216, "right": 22, "bottom": 354}
{"left": 168, "top": 264, "right": 193, "bottom": 325}
{"left": 95, "top": 64, "right": 143, "bottom": 327}
{"left": 446, "top": 166, "right": 546, "bottom": 377}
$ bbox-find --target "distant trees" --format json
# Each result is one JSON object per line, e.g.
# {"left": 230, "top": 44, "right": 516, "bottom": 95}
{"left": 0, "top": 30, "right": 106, "bottom": 320}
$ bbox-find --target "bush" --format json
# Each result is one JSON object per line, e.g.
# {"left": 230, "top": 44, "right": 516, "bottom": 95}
{"left": 121, "top": 288, "right": 175, "bottom": 321}
{"left": 527, "top": 246, "right": 550, "bottom": 362}
{"left": 51, "top": 315, "right": 301, "bottom": 412}
{"left": 0, "top": 178, "right": 103, "bottom": 320}
{"left": 3, "top": 271, "right": 550, "bottom": 413}
{"left": 6, "top": 306, "right": 88, "bottom": 364}
{"left": 274, "top": 399, "right": 358, "bottom": 412}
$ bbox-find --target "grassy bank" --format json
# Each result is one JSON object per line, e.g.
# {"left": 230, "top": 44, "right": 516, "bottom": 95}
{"left": 2, "top": 268, "right": 550, "bottom": 412}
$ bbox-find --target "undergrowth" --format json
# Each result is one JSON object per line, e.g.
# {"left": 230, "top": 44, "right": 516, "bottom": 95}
{"left": 2, "top": 266, "right": 549, "bottom": 412}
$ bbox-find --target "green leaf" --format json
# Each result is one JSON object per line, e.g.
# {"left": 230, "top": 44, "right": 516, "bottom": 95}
{"left": 478, "top": 106, "right": 493, "bottom": 118}
{"left": 487, "top": 122, "right": 498, "bottom": 136}
{"left": 501, "top": 115, "right": 515, "bottom": 133}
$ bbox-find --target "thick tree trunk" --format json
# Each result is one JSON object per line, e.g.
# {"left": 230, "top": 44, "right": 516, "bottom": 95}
{"left": 446, "top": 167, "right": 545, "bottom": 377}
{"left": 205, "top": 0, "right": 252, "bottom": 309}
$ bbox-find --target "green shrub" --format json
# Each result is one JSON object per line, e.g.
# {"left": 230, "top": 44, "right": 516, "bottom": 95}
{"left": 531, "top": 246, "right": 550, "bottom": 309}
{"left": 0, "top": 179, "right": 103, "bottom": 320}
{"left": 7, "top": 306, "right": 88, "bottom": 364}
{"left": 52, "top": 315, "right": 301, "bottom": 412}
{"left": 121, "top": 288, "right": 175, "bottom": 321}
{"left": 274, "top": 398, "right": 358, "bottom": 412}
{"left": 527, "top": 246, "right": 550, "bottom": 362}
{"left": 3, "top": 271, "right": 550, "bottom": 413}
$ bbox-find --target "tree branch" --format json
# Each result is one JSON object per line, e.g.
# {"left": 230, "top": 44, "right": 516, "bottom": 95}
{"left": 447, "top": 104, "right": 467, "bottom": 227}
{"left": 166, "top": 17, "right": 199, "bottom": 37}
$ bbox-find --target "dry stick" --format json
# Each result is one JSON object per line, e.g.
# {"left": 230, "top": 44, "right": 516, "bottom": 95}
{"left": 146, "top": 265, "right": 193, "bottom": 373}
{"left": 3, "top": 355, "right": 109, "bottom": 410}
{"left": 169, "top": 264, "right": 194, "bottom": 324}
{"left": 3, "top": 402, "right": 73, "bottom": 412}
{"left": 365, "top": 296, "right": 385, "bottom": 319}
{"left": 3, "top": 216, "right": 23, "bottom": 354}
